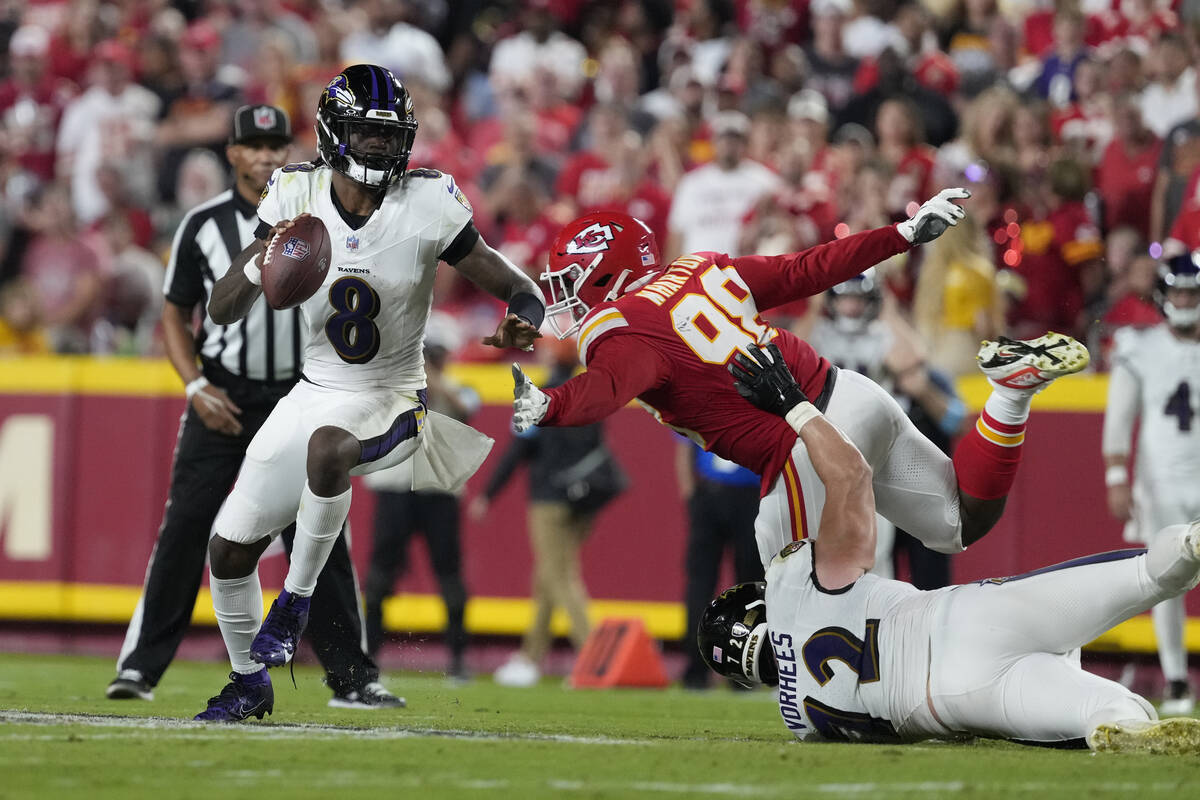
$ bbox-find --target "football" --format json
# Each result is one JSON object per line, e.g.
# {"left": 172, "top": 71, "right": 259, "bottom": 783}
{"left": 260, "top": 215, "right": 332, "bottom": 310}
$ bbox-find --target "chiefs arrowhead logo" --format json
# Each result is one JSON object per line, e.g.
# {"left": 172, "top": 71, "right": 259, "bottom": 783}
{"left": 565, "top": 222, "right": 618, "bottom": 255}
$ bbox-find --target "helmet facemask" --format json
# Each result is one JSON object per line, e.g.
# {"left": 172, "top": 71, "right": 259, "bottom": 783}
{"left": 542, "top": 255, "right": 602, "bottom": 339}
{"left": 1159, "top": 256, "right": 1200, "bottom": 330}
{"left": 541, "top": 255, "right": 653, "bottom": 339}
{"left": 317, "top": 113, "right": 417, "bottom": 188}
{"left": 1164, "top": 288, "right": 1200, "bottom": 329}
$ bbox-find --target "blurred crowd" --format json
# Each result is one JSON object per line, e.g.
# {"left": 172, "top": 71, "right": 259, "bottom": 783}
{"left": 0, "top": 0, "right": 1197, "bottom": 369}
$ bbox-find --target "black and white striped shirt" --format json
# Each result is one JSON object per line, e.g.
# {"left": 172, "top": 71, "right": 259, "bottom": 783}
{"left": 163, "top": 189, "right": 301, "bottom": 382}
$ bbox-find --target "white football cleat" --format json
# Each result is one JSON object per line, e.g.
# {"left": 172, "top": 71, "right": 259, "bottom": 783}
{"left": 1161, "top": 680, "right": 1196, "bottom": 716}
{"left": 494, "top": 653, "right": 540, "bottom": 688}
{"left": 1088, "top": 717, "right": 1200, "bottom": 754}
{"left": 976, "top": 332, "right": 1089, "bottom": 392}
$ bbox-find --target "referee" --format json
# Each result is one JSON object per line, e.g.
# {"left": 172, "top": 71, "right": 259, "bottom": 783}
{"left": 106, "top": 105, "right": 401, "bottom": 708}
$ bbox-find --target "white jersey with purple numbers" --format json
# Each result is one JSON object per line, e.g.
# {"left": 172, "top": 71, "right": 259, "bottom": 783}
{"left": 1109, "top": 324, "right": 1200, "bottom": 531}
{"left": 764, "top": 539, "right": 949, "bottom": 742}
{"left": 256, "top": 163, "right": 473, "bottom": 392}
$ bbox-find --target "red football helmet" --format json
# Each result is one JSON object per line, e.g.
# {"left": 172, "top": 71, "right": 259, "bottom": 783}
{"left": 542, "top": 212, "right": 661, "bottom": 338}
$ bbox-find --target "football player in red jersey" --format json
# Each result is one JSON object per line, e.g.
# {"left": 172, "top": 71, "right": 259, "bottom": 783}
{"left": 513, "top": 192, "right": 1091, "bottom": 567}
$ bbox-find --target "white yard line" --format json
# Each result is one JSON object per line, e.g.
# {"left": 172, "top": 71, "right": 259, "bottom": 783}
{"left": 0, "top": 710, "right": 649, "bottom": 745}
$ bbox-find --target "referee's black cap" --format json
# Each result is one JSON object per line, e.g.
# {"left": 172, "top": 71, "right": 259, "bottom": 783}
{"left": 230, "top": 104, "right": 292, "bottom": 146}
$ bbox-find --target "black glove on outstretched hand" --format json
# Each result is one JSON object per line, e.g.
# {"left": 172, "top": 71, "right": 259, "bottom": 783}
{"left": 727, "top": 343, "right": 810, "bottom": 418}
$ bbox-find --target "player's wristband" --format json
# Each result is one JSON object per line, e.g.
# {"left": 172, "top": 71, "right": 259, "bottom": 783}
{"left": 784, "top": 401, "right": 822, "bottom": 433}
{"left": 185, "top": 376, "right": 210, "bottom": 401}
{"left": 1105, "top": 465, "right": 1129, "bottom": 487}
{"left": 244, "top": 258, "right": 262, "bottom": 286}
{"left": 507, "top": 291, "right": 545, "bottom": 329}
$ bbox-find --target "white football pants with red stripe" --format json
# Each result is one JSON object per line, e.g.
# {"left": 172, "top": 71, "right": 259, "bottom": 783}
{"left": 755, "top": 369, "right": 961, "bottom": 568}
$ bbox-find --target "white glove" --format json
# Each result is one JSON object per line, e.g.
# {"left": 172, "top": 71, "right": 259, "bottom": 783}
{"left": 512, "top": 363, "right": 549, "bottom": 433}
{"left": 895, "top": 187, "right": 970, "bottom": 245}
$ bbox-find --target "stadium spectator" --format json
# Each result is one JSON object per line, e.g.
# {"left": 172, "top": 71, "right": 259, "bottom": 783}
{"left": 1050, "top": 57, "right": 1112, "bottom": 162}
{"left": 1095, "top": 245, "right": 1164, "bottom": 365}
{"left": 1150, "top": 96, "right": 1200, "bottom": 243}
{"left": 805, "top": 0, "right": 860, "bottom": 113}
{"left": 555, "top": 104, "right": 638, "bottom": 218}
{"left": 364, "top": 313, "right": 478, "bottom": 682}
{"left": 665, "top": 110, "right": 781, "bottom": 259}
{"left": 677, "top": 440, "right": 762, "bottom": 691}
{"left": 1095, "top": 93, "right": 1160, "bottom": 240}
{"left": 56, "top": 39, "right": 159, "bottom": 225}
{"left": 0, "top": 279, "right": 50, "bottom": 355}
{"left": 1033, "top": 6, "right": 1089, "bottom": 106}
{"left": 475, "top": 340, "right": 626, "bottom": 688}
{"left": 86, "top": 209, "right": 162, "bottom": 355}
{"left": 912, "top": 210, "right": 1004, "bottom": 376}
{"left": 933, "top": 85, "right": 1018, "bottom": 185}
{"left": 339, "top": 0, "right": 451, "bottom": 92}
{"left": 0, "top": 25, "right": 75, "bottom": 183}
{"left": 154, "top": 22, "right": 241, "bottom": 203}
{"left": 1010, "top": 99, "right": 1053, "bottom": 176}
{"left": 942, "top": 0, "right": 1006, "bottom": 94}
{"left": 1138, "top": 33, "right": 1195, "bottom": 139}
{"left": 489, "top": 0, "right": 588, "bottom": 101}
{"left": 17, "top": 184, "right": 103, "bottom": 353}
{"left": 875, "top": 97, "right": 936, "bottom": 218}
{"left": 219, "top": 0, "right": 318, "bottom": 75}
{"left": 1105, "top": 45, "right": 1145, "bottom": 97}
{"left": 1008, "top": 156, "right": 1103, "bottom": 340}
{"left": 740, "top": 138, "right": 827, "bottom": 261}
{"left": 837, "top": 46, "right": 958, "bottom": 149}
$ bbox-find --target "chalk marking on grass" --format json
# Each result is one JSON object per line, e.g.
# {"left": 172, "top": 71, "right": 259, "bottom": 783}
{"left": 0, "top": 710, "right": 650, "bottom": 745}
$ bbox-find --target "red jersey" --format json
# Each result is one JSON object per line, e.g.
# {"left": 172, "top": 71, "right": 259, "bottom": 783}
{"left": 1011, "top": 201, "right": 1102, "bottom": 339}
{"left": 1095, "top": 136, "right": 1161, "bottom": 239}
{"left": 541, "top": 226, "right": 910, "bottom": 493}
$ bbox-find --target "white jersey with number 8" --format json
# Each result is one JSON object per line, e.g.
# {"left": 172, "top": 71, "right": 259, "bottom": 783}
{"left": 256, "top": 162, "right": 473, "bottom": 392}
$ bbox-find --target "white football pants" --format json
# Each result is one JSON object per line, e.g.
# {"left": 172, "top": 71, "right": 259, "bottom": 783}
{"left": 924, "top": 524, "right": 1200, "bottom": 745}
{"left": 756, "top": 369, "right": 962, "bottom": 567}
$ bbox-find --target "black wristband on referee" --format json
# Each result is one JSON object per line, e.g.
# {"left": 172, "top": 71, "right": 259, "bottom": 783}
{"left": 507, "top": 291, "right": 545, "bottom": 329}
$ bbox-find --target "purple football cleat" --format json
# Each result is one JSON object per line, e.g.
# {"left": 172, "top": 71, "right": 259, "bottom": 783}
{"left": 250, "top": 589, "right": 311, "bottom": 667}
{"left": 194, "top": 669, "right": 274, "bottom": 722}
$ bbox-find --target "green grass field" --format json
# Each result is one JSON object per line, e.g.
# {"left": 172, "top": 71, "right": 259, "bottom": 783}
{"left": 1, "top": 653, "right": 1198, "bottom": 799}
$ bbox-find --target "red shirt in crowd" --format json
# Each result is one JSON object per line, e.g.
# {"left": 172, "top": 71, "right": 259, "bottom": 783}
{"left": 1011, "top": 201, "right": 1103, "bottom": 338}
{"left": 890, "top": 146, "right": 937, "bottom": 215}
{"left": 0, "top": 76, "right": 75, "bottom": 181}
{"left": 1095, "top": 135, "right": 1161, "bottom": 239}
{"left": 540, "top": 226, "right": 910, "bottom": 493}
{"left": 556, "top": 151, "right": 615, "bottom": 208}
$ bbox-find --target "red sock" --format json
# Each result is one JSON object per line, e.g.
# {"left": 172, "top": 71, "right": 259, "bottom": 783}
{"left": 952, "top": 409, "right": 1026, "bottom": 500}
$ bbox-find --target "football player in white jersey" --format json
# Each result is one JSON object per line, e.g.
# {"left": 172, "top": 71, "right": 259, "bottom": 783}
{"left": 1103, "top": 253, "right": 1200, "bottom": 715}
{"left": 194, "top": 65, "right": 544, "bottom": 721}
{"left": 698, "top": 343, "right": 1200, "bottom": 753}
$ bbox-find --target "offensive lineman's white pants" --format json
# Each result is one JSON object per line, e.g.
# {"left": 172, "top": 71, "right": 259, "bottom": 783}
{"left": 917, "top": 525, "right": 1200, "bottom": 745}
{"left": 756, "top": 369, "right": 962, "bottom": 567}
